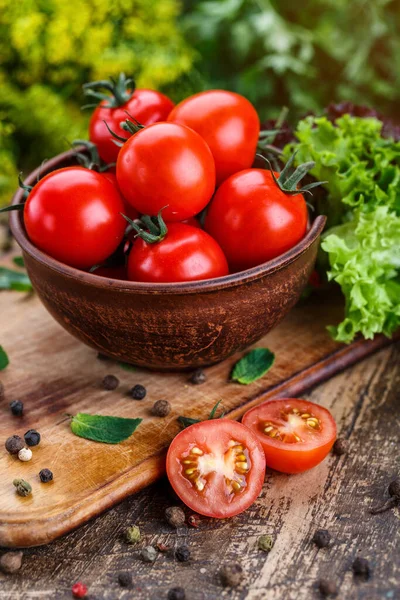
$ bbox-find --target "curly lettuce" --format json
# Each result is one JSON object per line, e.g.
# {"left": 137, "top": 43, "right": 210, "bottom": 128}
{"left": 285, "top": 115, "right": 400, "bottom": 343}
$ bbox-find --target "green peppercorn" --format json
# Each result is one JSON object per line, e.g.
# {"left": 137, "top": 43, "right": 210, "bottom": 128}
{"left": 5, "top": 435, "right": 24, "bottom": 455}
{"left": 125, "top": 525, "right": 141, "bottom": 544}
{"left": 258, "top": 534, "right": 274, "bottom": 552}
{"left": 13, "top": 478, "right": 32, "bottom": 497}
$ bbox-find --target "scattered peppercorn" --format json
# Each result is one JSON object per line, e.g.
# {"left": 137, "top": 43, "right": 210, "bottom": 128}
{"left": 168, "top": 587, "right": 186, "bottom": 600}
{"left": 24, "top": 429, "right": 41, "bottom": 447}
{"left": 165, "top": 506, "right": 185, "bottom": 528}
{"left": 312, "top": 529, "right": 331, "bottom": 548}
{"left": 333, "top": 438, "right": 349, "bottom": 456}
{"left": 39, "top": 468, "right": 53, "bottom": 483}
{"left": 141, "top": 546, "right": 158, "bottom": 563}
{"left": 131, "top": 384, "right": 147, "bottom": 400}
{"left": 18, "top": 447, "right": 32, "bottom": 462}
{"left": 175, "top": 545, "right": 190, "bottom": 562}
{"left": 118, "top": 572, "right": 132, "bottom": 588}
{"left": 102, "top": 374, "right": 119, "bottom": 391}
{"left": 188, "top": 514, "right": 200, "bottom": 528}
{"left": 189, "top": 369, "right": 206, "bottom": 385}
{"left": 13, "top": 478, "right": 32, "bottom": 497}
{"left": 370, "top": 478, "right": 400, "bottom": 514}
{"left": 258, "top": 534, "right": 274, "bottom": 552}
{"left": 5, "top": 435, "right": 24, "bottom": 455}
{"left": 72, "top": 582, "right": 88, "bottom": 598}
{"left": 157, "top": 542, "right": 170, "bottom": 553}
{"left": 0, "top": 551, "right": 23, "bottom": 574}
{"left": 319, "top": 578, "right": 338, "bottom": 597}
{"left": 352, "top": 557, "right": 371, "bottom": 579}
{"left": 152, "top": 399, "right": 171, "bottom": 417}
{"left": 219, "top": 563, "right": 244, "bottom": 587}
{"left": 10, "top": 400, "right": 24, "bottom": 417}
{"left": 125, "top": 525, "right": 141, "bottom": 544}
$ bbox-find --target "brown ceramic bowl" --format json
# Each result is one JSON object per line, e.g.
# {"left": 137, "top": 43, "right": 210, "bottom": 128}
{"left": 10, "top": 150, "right": 326, "bottom": 370}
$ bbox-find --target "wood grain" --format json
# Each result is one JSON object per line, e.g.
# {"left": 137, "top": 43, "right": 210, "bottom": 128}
{"left": 0, "top": 253, "right": 399, "bottom": 548}
{"left": 0, "top": 343, "right": 398, "bottom": 600}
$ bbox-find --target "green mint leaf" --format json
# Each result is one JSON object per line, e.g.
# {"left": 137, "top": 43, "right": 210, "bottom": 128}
{"left": 70, "top": 413, "right": 142, "bottom": 444}
{"left": 0, "top": 267, "right": 32, "bottom": 292}
{"left": 13, "top": 256, "right": 25, "bottom": 268}
{"left": 118, "top": 361, "right": 136, "bottom": 371}
{"left": 0, "top": 346, "right": 9, "bottom": 370}
{"left": 231, "top": 348, "right": 275, "bottom": 384}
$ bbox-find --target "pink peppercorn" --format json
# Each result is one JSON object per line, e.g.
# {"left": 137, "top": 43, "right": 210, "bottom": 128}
{"left": 72, "top": 582, "right": 88, "bottom": 598}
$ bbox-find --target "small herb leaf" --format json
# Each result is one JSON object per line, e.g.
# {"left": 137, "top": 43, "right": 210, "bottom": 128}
{"left": 118, "top": 361, "right": 136, "bottom": 372}
{"left": 231, "top": 348, "right": 275, "bottom": 384}
{"left": 178, "top": 400, "right": 225, "bottom": 430}
{"left": 177, "top": 416, "right": 200, "bottom": 429}
{"left": 0, "top": 267, "right": 32, "bottom": 292}
{"left": 13, "top": 256, "right": 25, "bottom": 268}
{"left": 208, "top": 400, "right": 224, "bottom": 420}
{"left": 0, "top": 346, "right": 9, "bottom": 370}
{"left": 70, "top": 413, "right": 142, "bottom": 444}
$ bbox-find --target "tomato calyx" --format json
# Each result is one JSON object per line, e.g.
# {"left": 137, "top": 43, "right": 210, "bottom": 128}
{"left": 103, "top": 114, "right": 145, "bottom": 148}
{"left": 71, "top": 140, "right": 115, "bottom": 172}
{"left": 180, "top": 440, "right": 251, "bottom": 495}
{"left": 82, "top": 72, "right": 136, "bottom": 109}
{"left": 258, "top": 151, "right": 328, "bottom": 196}
{"left": 122, "top": 209, "right": 168, "bottom": 244}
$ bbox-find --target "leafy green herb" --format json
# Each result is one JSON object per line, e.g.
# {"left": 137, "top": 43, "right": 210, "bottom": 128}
{"left": 231, "top": 348, "right": 275, "bottom": 385}
{"left": 118, "top": 361, "right": 136, "bottom": 372}
{"left": 178, "top": 400, "right": 225, "bottom": 429}
{"left": 0, "top": 346, "right": 9, "bottom": 370}
{"left": 70, "top": 413, "right": 142, "bottom": 444}
{"left": 0, "top": 267, "right": 32, "bottom": 292}
{"left": 13, "top": 256, "right": 25, "bottom": 268}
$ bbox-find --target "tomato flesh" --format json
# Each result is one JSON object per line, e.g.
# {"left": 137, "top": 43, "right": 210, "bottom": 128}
{"left": 166, "top": 419, "right": 266, "bottom": 518}
{"left": 242, "top": 399, "right": 336, "bottom": 474}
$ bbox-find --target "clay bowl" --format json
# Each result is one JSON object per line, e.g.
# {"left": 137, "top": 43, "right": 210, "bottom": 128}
{"left": 10, "top": 150, "right": 326, "bottom": 370}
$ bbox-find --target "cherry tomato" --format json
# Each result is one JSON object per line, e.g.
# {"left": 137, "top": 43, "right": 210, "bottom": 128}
{"left": 89, "top": 88, "right": 175, "bottom": 164}
{"left": 205, "top": 169, "right": 308, "bottom": 272}
{"left": 168, "top": 90, "right": 260, "bottom": 185}
{"left": 92, "top": 265, "right": 127, "bottom": 280}
{"left": 117, "top": 123, "right": 216, "bottom": 222}
{"left": 166, "top": 419, "right": 266, "bottom": 518}
{"left": 127, "top": 223, "right": 228, "bottom": 283}
{"left": 242, "top": 399, "right": 337, "bottom": 474}
{"left": 24, "top": 167, "right": 126, "bottom": 269}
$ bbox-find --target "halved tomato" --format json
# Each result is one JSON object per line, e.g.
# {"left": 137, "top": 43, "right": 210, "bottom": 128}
{"left": 166, "top": 419, "right": 266, "bottom": 518}
{"left": 242, "top": 398, "right": 336, "bottom": 474}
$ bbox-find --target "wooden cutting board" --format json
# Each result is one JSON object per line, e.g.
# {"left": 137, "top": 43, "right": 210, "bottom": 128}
{"left": 0, "top": 255, "right": 398, "bottom": 548}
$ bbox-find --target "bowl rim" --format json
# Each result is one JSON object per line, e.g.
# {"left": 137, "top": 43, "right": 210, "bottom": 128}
{"left": 10, "top": 149, "right": 326, "bottom": 295}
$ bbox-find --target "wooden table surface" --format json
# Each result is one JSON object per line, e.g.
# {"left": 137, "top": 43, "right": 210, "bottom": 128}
{"left": 0, "top": 341, "right": 399, "bottom": 600}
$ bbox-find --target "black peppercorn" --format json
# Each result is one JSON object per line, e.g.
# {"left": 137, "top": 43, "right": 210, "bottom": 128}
{"left": 165, "top": 506, "right": 185, "bottom": 528}
{"left": 5, "top": 435, "right": 25, "bottom": 455}
{"left": 333, "top": 438, "right": 349, "bottom": 456}
{"left": 118, "top": 572, "right": 132, "bottom": 588}
{"left": 167, "top": 588, "right": 186, "bottom": 600}
{"left": 352, "top": 557, "right": 371, "bottom": 579}
{"left": 102, "top": 374, "right": 119, "bottom": 391}
{"left": 220, "top": 563, "right": 244, "bottom": 587}
{"left": 312, "top": 529, "right": 331, "bottom": 548}
{"left": 39, "top": 469, "right": 53, "bottom": 483}
{"left": 152, "top": 400, "right": 171, "bottom": 417}
{"left": 175, "top": 545, "right": 190, "bottom": 562}
{"left": 189, "top": 369, "right": 206, "bottom": 385}
{"left": 131, "top": 384, "right": 147, "bottom": 400}
{"left": 9, "top": 400, "right": 24, "bottom": 417}
{"left": 319, "top": 578, "right": 338, "bottom": 597}
{"left": 24, "top": 429, "right": 41, "bottom": 447}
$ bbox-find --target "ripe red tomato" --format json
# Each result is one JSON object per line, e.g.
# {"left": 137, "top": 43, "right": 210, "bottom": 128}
{"left": 127, "top": 223, "right": 228, "bottom": 283}
{"left": 205, "top": 169, "right": 308, "bottom": 272}
{"left": 89, "top": 88, "right": 174, "bottom": 164}
{"left": 24, "top": 167, "right": 126, "bottom": 269}
{"left": 166, "top": 419, "right": 266, "bottom": 518}
{"left": 168, "top": 90, "right": 260, "bottom": 185}
{"left": 242, "top": 399, "right": 337, "bottom": 474}
{"left": 117, "top": 123, "right": 216, "bottom": 222}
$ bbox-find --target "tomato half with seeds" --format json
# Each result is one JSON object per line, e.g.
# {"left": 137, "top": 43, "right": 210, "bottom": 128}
{"left": 242, "top": 399, "right": 336, "bottom": 474}
{"left": 166, "top": 419, "right": 266, "bottom": 518}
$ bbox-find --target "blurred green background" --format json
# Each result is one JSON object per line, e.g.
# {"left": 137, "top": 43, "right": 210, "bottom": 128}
{"left": 1, "top": 0, "right": 399, "bottom": 206}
